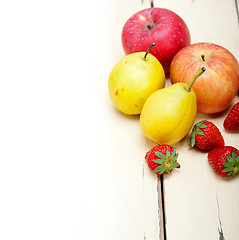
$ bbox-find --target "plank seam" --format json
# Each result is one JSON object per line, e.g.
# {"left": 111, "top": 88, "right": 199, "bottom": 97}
{"left": 216, "top": 194, "right": 225, "bottom": 240}
{"left": 157, "top": 175, "right": 167, "bottom": 240}
{"left": 141, "top": 0, "right": 154, "bottom": 8}
{"left": 150, "top": 0, "right": 154, "bottom": 8}
{"left": 235, "top": 0, "right": 239, "bottom": 26}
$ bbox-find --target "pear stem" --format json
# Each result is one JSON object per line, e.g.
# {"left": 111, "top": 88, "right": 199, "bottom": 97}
{"left": 144, "top": 43, "right": 155, "bottom": 60}
{"left": 185, "top": 67, "right": 206, "bottom": 92}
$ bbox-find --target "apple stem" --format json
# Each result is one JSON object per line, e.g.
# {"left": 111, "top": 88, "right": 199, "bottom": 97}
{"left": 144, "top": 43, "right": 155, "bottom": 60}
{"left": 201, "top": 55, "right": 205, "bottom": 61}
{"left": 150, "top": 0, "right": 154, "bottom": 8}
{"left": 185, "top": 67, "right": 206, "bottom": 92}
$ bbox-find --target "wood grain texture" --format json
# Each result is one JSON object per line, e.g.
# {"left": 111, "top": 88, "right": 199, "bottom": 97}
{"left": 152, "top": 1, "right": 239, "bottom": 239}
{"left": 0, "top": 0, "right": 238, "bottom": 240}
{"left": 235, "top": 0, "right": 239, "bottom": 25}
{"left": 0, "top": 0, "right": 161, "bottom": 240}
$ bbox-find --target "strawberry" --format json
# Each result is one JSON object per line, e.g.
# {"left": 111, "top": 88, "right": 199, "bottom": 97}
{"left": 208, "top": 146, "right": 239, "bottom": 177}
{"left": 189, "top": 120, "right": 224, "bottom": 150}
{"left": 223, "top": 102, "right": 239, "bottom": 131}
{"left": 145, "top": 145, "right": 180, "bottom": 175}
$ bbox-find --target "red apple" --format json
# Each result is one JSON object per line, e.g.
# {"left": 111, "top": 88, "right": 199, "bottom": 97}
{"left": 121, "top": 8, "right": 191, "bottom": 74}
{"left": 170, "top": 42, "right": 239, "bottom": 114}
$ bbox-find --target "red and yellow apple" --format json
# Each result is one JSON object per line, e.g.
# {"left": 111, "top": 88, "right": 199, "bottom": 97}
{"left": 170, "top": 42, "right": 239, "bottom": 114}
{"left": 121, "top": 8, "right": 191, "bottom": 74}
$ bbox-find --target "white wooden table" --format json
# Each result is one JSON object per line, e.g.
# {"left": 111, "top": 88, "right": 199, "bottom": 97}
{"left": 0, "top": 0, "right": 238, "bottom": 239}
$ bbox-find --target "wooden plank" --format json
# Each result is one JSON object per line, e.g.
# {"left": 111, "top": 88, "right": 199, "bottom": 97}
{"left": 151, "top": 0, "right": 239, "bottom": 239}
{"left": 236, "top": 0, "right": 239, "bottom": 24}
{"left": 0, "top": 0, "right": 161, "bottom": 240}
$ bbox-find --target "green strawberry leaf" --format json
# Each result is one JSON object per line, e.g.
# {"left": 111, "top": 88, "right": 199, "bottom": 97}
{"left": 198, "top": 124, "right": 207, "bottom": 129}
{"left": 227, "top": 171, "right": 234, "bottom": 177}
{"left": 197, "top": 120, "right": 207, "bottom": 125}
{"left": 223, "top": 162, "right": 231, "bottom": 168}
{"left": 189, "top": 133, "right": 196, "bottom": 147}
{"left": 172, "top": 147, "right": 176, "bottom": 158}
{"left": 226, "top": 156, "right": 234, "bottom": 164}
{"left": 222, "top": 167, "right": 233, "bottom": 172}
{"left": 189, "top": 120, "right": 208, "bottom": 147}
{"left": 195, "top": 129, "right": 205, "bottom": 135}
{"left": 153, "top": 166, "right": 160, "bottom": 173}
{"left": 152, "top": 146, "right": 181, "bottom": 175}
{"left": 222, "top": 151, "right": 239, "bottom": 177}
{"left": 155, "top": 151, "right": 166, "bottom": 160}
{"left": 152, "top": 159, "right": 165, "bottom": 164}
{"left": 154, "top": 165, "right": 165, "bottom": 173}
{"left": 232, "top": 151, "right": 237, "bottom": 159}
{"left": 166, "top": 148, "right": 171, "bottom": 158}
{"left": 173, "top": 162, "right": 180, "bottom": 168}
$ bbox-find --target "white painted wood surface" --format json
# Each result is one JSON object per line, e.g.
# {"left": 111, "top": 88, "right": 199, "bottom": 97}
{"left": 155, "top": 0, "right": 239, "bottom": 239}
{"left": 0, "top": 0, "right": 238, "bottom": 240}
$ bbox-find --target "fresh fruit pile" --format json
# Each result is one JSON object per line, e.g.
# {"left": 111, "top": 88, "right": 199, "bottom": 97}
{"left": 108, "top": 6, "right": 239, "bottom": 177}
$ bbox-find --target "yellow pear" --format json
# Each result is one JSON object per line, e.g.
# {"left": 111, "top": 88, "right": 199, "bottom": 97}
{"left": 108, "top": 43, "right": 165, "bottom": 115}
{"left": 140, "top": 67, "right": 206, "bottom": 145}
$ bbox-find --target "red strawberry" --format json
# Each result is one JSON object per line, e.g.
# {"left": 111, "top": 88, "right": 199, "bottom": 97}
{"left": 208, "top": 146, "right": 239, "bottom": 177}
{"left": 145, "top": 145, "right": 180, "bottom": 175}
{"left": 223, "top": 102, "right": 239, "bottom": 131}
{"left": 189, "top": 120, "right": 224, "bottom": 150}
